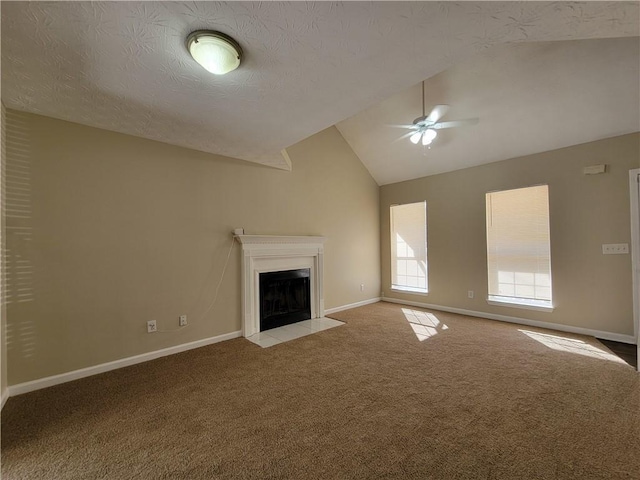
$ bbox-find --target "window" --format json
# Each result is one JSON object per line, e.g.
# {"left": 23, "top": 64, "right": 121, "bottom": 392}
{"left": 390, "top": 201, "right": 427, "bottom": 294}
{"left": 486, "top": 185, "right": 552, "bottom": 310}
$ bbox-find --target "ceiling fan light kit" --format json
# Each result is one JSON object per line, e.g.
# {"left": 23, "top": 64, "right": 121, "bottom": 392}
{"left": 397, "top": 81, "right": 478, "bottom": 148}
{"left": 187, "top": 30, "right": 243, "bottom": 75}
{"left": 422, "top": 129, "right": 437, "bottom": 145}
{"left": 410, "top": 128, "right": 437, "bottom": 145}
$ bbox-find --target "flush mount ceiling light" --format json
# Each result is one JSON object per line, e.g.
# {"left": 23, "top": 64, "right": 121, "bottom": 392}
{"left": 187, "top": 30, "right": 243, "bottom": 75}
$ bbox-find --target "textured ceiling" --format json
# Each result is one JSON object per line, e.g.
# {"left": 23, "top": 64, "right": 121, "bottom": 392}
{"left": 337, "top": 37, "right": 640, "bottom": 184}
{"left": 1, "top": 2, "right": 639, "bottom": 176}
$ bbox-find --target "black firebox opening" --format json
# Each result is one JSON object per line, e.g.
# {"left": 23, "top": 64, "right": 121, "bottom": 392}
{"left": 260, "top": 269, "right": 311, "bottom": 331}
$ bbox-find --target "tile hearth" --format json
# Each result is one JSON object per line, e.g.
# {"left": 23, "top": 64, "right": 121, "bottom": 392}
{"left": 246, "top": 317, "right": 344, "bottom": 348}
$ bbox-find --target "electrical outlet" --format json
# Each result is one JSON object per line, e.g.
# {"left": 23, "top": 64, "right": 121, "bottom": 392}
{"left": 468, "top": 290, "right": 474, "bottom": 299}
{"left": 179, "top": 315, "right": 187, "bottom": 326}
{"left": 360, "top": 284, "right": 365, "bottom": 292}
{"left": 147, "top": 320, "right": 157, "bottom": 333}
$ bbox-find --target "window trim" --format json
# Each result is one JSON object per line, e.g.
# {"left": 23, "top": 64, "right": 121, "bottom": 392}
{"left": 487, "top": 296, "right": 554, "bottom": 312}
{"left": 390, "top": 201, "right": 428, "bottom": 294}
{"left": 391, "top": 286, "right": 430, "bottom": 296}
{"left": 485, "top": 184, "right": 553, "bottom": 309}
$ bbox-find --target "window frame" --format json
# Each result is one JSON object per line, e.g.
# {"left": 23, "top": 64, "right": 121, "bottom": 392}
{"left": 390, "top": 201, "right": 429, "bottom": 295}
{"left": 485, "top": 185, "right": 554, "bottom": 312}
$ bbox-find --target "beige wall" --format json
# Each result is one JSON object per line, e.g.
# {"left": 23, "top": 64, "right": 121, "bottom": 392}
{"left": 381, "top": 133, "right": 640, "bottom": 336}
{"left": 5, "top": 110, "right": 380, "bottom": 385}
{"left": 5, "top": 107, "right": 635, "bottom": 387}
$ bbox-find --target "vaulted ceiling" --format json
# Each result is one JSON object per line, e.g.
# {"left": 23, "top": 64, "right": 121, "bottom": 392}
{"left": 2, "top": 2, "right": 639, "bottom": 184}
{"left": 337, "top": 37, "right": 640, "bottom": 184}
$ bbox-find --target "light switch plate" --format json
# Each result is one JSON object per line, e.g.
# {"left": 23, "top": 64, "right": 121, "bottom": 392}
{"left": 602, "top": 243, "right": 629, "bottom": 254}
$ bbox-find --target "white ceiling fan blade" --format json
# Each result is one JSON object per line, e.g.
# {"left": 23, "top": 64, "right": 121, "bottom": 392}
{"left": 432, "top": 118, "right": 479, "bottom": 130}
{"left": 426, "top": 105, "right": 450, "bottom": 124}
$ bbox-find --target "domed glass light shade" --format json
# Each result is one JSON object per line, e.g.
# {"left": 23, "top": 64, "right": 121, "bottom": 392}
{"left": 187, "top": 30, "right": 243, "bottom": 75}
{"left": 409, "top": 131, "right": 422, "bottom": 144}
{"left": 422, "top": 128, "right": 437, "bottom": 145}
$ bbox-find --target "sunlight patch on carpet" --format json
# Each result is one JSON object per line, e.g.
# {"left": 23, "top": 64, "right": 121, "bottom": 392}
{"left": 402, "top": 308, "right": 448, "bottom": 341}
{"left": 519, "top": 330, "right": 625, "bottom": 363}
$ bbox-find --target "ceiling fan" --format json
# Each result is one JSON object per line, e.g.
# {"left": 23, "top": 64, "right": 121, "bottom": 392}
{"left": 393, "top": 81, "right": 478, "bottom": 147}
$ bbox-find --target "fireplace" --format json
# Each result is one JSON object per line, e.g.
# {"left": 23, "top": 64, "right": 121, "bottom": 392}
{"left": 260, "top": 268, "right": 311, "bottom": 331}
{"left": 236, "top": 235, "right": 326, "bottom": 337}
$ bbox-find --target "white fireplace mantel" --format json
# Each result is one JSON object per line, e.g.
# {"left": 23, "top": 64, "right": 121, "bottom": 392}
{"left": 236, "top": 235, "right": 326, "bottom": 337}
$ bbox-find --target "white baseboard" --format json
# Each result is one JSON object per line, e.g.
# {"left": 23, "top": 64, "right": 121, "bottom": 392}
{"left": 1, "top": 387, "right": 8, "bottom": 410}
{"left": 8, "top": 330, "right": 242, "bottom": 398}
{"left": 325, "top": 297, "right": 381, "bottom": 315}
{"left": 382, "top": 297, "right": 637, "bottom": 345}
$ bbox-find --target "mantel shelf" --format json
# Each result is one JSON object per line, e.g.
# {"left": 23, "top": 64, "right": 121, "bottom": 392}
{"left": 236, "top": 235, "right": 326, "bottom": 245}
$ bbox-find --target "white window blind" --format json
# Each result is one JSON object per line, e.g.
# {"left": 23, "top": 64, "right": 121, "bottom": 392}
{"left": 486, "top": 185, "right": 552, "bottom": 308}
{"left": 391, "top": 201, "right": 428, "bottom": 293}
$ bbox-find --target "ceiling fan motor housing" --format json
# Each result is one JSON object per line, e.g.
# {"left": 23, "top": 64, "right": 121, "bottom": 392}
{"left": 413, "top": 115, "right": 433, "bottom": 126}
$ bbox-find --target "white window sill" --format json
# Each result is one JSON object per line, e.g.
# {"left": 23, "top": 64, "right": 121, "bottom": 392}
{"left": 487, "top": 297, "right": 554, "bottom": 313}
{"left": 391, "top": 287, "right": 429, "bottom": 296}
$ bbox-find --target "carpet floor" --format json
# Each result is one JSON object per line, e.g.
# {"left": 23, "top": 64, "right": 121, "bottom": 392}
{"left": 2, "top": 301, "right": 639, "bottom": 479}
